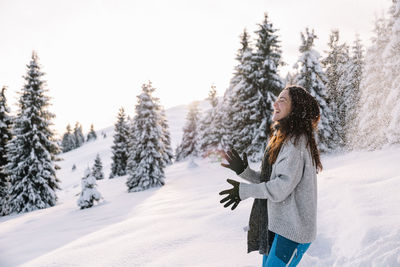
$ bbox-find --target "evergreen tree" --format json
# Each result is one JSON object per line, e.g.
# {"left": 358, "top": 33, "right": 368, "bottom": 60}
{"left": 295, "top": 28, "right": 334, "bottom": 152}
{"left": 322, "top": 30, "right": 351, "bottom": 149}
{"left": 92, "top": 154, "right": 104, "bottom": 180}
{"left": 86, "top": 124, "right": 97, "bottom": 141}
{"left": 344, "top": 35, "right": 364, "bottom": 149}
{"left": 110, "top": 107, "right": 129, "bottom": 178}
{"left": 221, "top": 28, "right": 257, "bottom": 157}
{"left": 356, "top": 16, "right": 390, "bottom": 149}
{"left": 6, "top": 51, "right": 60, "bottom": 213}
{"left": 77, "top": 167, "right": 102, "bottom": 209}
{"left": 198, "top": 85, "right": 221, "bottom": 156}
{"left": 0, "top": 86, "right": 13, "bottom": 216}
{"left": 73, "top": 122, "right": 85, "bottom": 148}
{"left": 251, "top": 12, "right": 284, "bottom": 96}
{"left": 126, "top": 115, "right": 138, "bottom": 176}
{"left": 61, "top": 124, "right": 76, "bottom": 152}
{"left": 384, "top": 0, "right": 400, "bottom": 144}
{"left": 157, "top": 105, "right": 174, "bottom": 165}
{"left": 175, "top": 101, "right": 200, "bottom": 161}
{"left": 126, "top": 81, "right": 165, "bottom": 192}
{"left": 248, "top": 13, "right": 283, "bottom": 161}
{"left": 220, "top": 29, "right": 249, "bottom": 151}
{"left": 334, "top": 45, "right": 352, "bottom": 150}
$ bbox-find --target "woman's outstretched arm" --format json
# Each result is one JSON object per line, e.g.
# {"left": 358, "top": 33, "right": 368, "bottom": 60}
{"left": 238, "top": 138, "right": 305, "bottom": 202}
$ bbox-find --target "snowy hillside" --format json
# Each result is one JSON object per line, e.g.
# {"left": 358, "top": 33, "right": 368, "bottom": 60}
{"left": 1, "top": 103, "right": 400, "bottom": 267}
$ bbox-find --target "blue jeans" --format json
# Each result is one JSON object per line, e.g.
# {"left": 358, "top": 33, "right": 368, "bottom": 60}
{"left": 262, "top": 234, "right": 311, "bottom": 267}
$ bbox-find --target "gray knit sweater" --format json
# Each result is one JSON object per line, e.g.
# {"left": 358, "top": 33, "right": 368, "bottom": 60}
{"left": 238, "top": 135, "right": 317, "bottom": 244}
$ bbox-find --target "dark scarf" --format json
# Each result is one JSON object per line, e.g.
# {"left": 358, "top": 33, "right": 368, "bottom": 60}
{"left": 246, "top": 147, "right": 275, "bottom": 255}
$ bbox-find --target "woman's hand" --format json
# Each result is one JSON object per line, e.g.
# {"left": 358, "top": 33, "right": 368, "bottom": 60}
{"left": 219, "top": 179, "right": 241, "bottom": 210}
{"left": 221, "top": 149, "right": 248, "bottom": 175}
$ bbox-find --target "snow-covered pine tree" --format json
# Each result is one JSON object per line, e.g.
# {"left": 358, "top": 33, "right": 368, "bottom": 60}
{"left": 356, "top": 15, "right": 390, "bottom": 150}
{"left": 295, "top": 28, "right": 334, "bottom": 152}
{"left": 61, "top": 124, "right": 76, "bottom": 152}
{"left": 86, "top": 124, "right": 97, "bottom": 142}
{"left": 92, "top": 154, "right": 104, "bottom": 180}
{"left": 110, "top": 107, "right": 129, "bottom": 178}
{"left": 322, "top": 30, "right": 351, "bottom": 150}
{"left": 251, "top": 12, "right": 284, "bottom": 96}
{"left": 126, "top": 81, "right": 165, "bottom": 192}
{"left": 344, "top": 35, "right": 364, "bottom": 149}
{"left": 0, "top": 86, "right": 13, "bottom": 216}
{"left": 126, "top": 114, "right": 138, "bottom": 176}
{"left": 198, "top": 85, "right": 221, "bottom": 157}
{"left": 248, "top": 13, "right": 283, "bottom": 161}
{"left": 73, "top": 122, "right": 85, "bottom": 148}
{"left": 335, "top": 46, "right": 352, "bottom": 150}
{"left": 218, "top": 29, "right": 252, "bottom": 151}
{"left": 220, "top": 29, "right": 250, "bottom": 151}
{"left": 175, "top": 101, "right": 200, "bottom": 161}
{"left": 157, "top": 104, "right": 174, "bottom": 165}
{"left": 384, "top": 0, "right": 400, "bottom": 144}
{"left": 221, "top": 28, "right": 258, "bottom": 157}
{"left": 218, "top": 28, "right": 252, "bottom": 145}
{"left": 77, "top": 167, "right": 102, "bottom": 209}
{"left": 6, "top": 51, "right": 60, "bottom": 213}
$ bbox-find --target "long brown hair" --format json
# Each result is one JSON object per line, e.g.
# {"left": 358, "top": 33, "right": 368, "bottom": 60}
{"left": 268, "top": 85, "right": 323, "bottom": 172}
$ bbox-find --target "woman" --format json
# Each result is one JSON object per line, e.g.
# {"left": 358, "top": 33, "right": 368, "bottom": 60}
{"left": 220, "top": 85, "right": 322, "bottom": 267}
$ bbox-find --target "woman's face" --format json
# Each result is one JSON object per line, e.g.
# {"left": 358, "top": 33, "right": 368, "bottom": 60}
{"left": 272, "top": 89, "right": 292, "bottom": 122}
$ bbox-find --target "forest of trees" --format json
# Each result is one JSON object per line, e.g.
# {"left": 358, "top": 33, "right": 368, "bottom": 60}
{"left": 175, "top": 14, "right": 363, "bottom": 160}
{"left": 1, "top": 1, "right": 400, "bottom": 215}
{"left": 177, "top": 1, "right": 400, "bottom": 158}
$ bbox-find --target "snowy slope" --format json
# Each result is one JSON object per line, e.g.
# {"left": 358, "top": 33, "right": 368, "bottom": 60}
{"left": 1, "top": 103, "right": 400, "bottom": 267}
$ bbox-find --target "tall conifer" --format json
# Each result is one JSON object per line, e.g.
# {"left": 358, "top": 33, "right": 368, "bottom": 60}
{"left": 356, "top": 16, "right": 390, "bottom": 149}
{"left": 6, "top": 51, "right": 60, "bottom": 213}
{"left": 221, "top": 29, "right": 255, "bottom": 154}
{"left": 295, "top": 28, "right": 334, "bottom": 152}
{"left": 73, "top": 122, "right": 85, "bottom": 148}
{"left": 344, "top": 36, "right": 364, "bottom": 149}
{"left": 384, "top": 0, "right": 400, "bottom": 144}
{"left": 198, "top": 85, "right": 221, "bottom": 156}
{"left": 87, "top": 124, "right": 97, "bottom": 141}
{"left": 110, "top": 107, "right": 129, "bottom": 178}
{"left": 248, "top": 13, "right": 283, "bottom": 161}
{"left": 153, "top": 99, "right": 174, "bottom": 166}
{"left": 175, "top": 101, "right": 200, "bottom": 161}
{"left": 61, "top": 124, "right": 76, "bottom": 152}
{"left": 322, "top": 30, "right": 351, "bottom": 149}
{"left": 0, "top": 86, "right": 13, "bottom": 216}
{"left": 126, "top": 82, "right": 165, "bottom": 192}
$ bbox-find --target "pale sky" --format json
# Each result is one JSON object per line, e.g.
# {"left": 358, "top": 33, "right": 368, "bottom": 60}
{"left": 0, "top": 0, "right": 391, "bottom": 137}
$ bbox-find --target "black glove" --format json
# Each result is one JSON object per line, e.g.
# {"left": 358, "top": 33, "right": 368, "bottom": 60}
{"left": 219, "top": 179, "right": 241, "bottom": 210}
{"left": 221, "top": 148, "right": 248, "bottom": 175}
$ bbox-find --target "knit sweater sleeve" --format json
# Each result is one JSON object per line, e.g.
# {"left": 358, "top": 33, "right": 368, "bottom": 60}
{"left": 238, "top": 138, "right": 305, "bottom": 202}
{"left": 237, "top": 165, "right": 261, "bottom": 184}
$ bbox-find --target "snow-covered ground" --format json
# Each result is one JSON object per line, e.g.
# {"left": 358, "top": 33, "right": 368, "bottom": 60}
{"left": 1, "top": 104, "right": 400, "bottom": 266}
